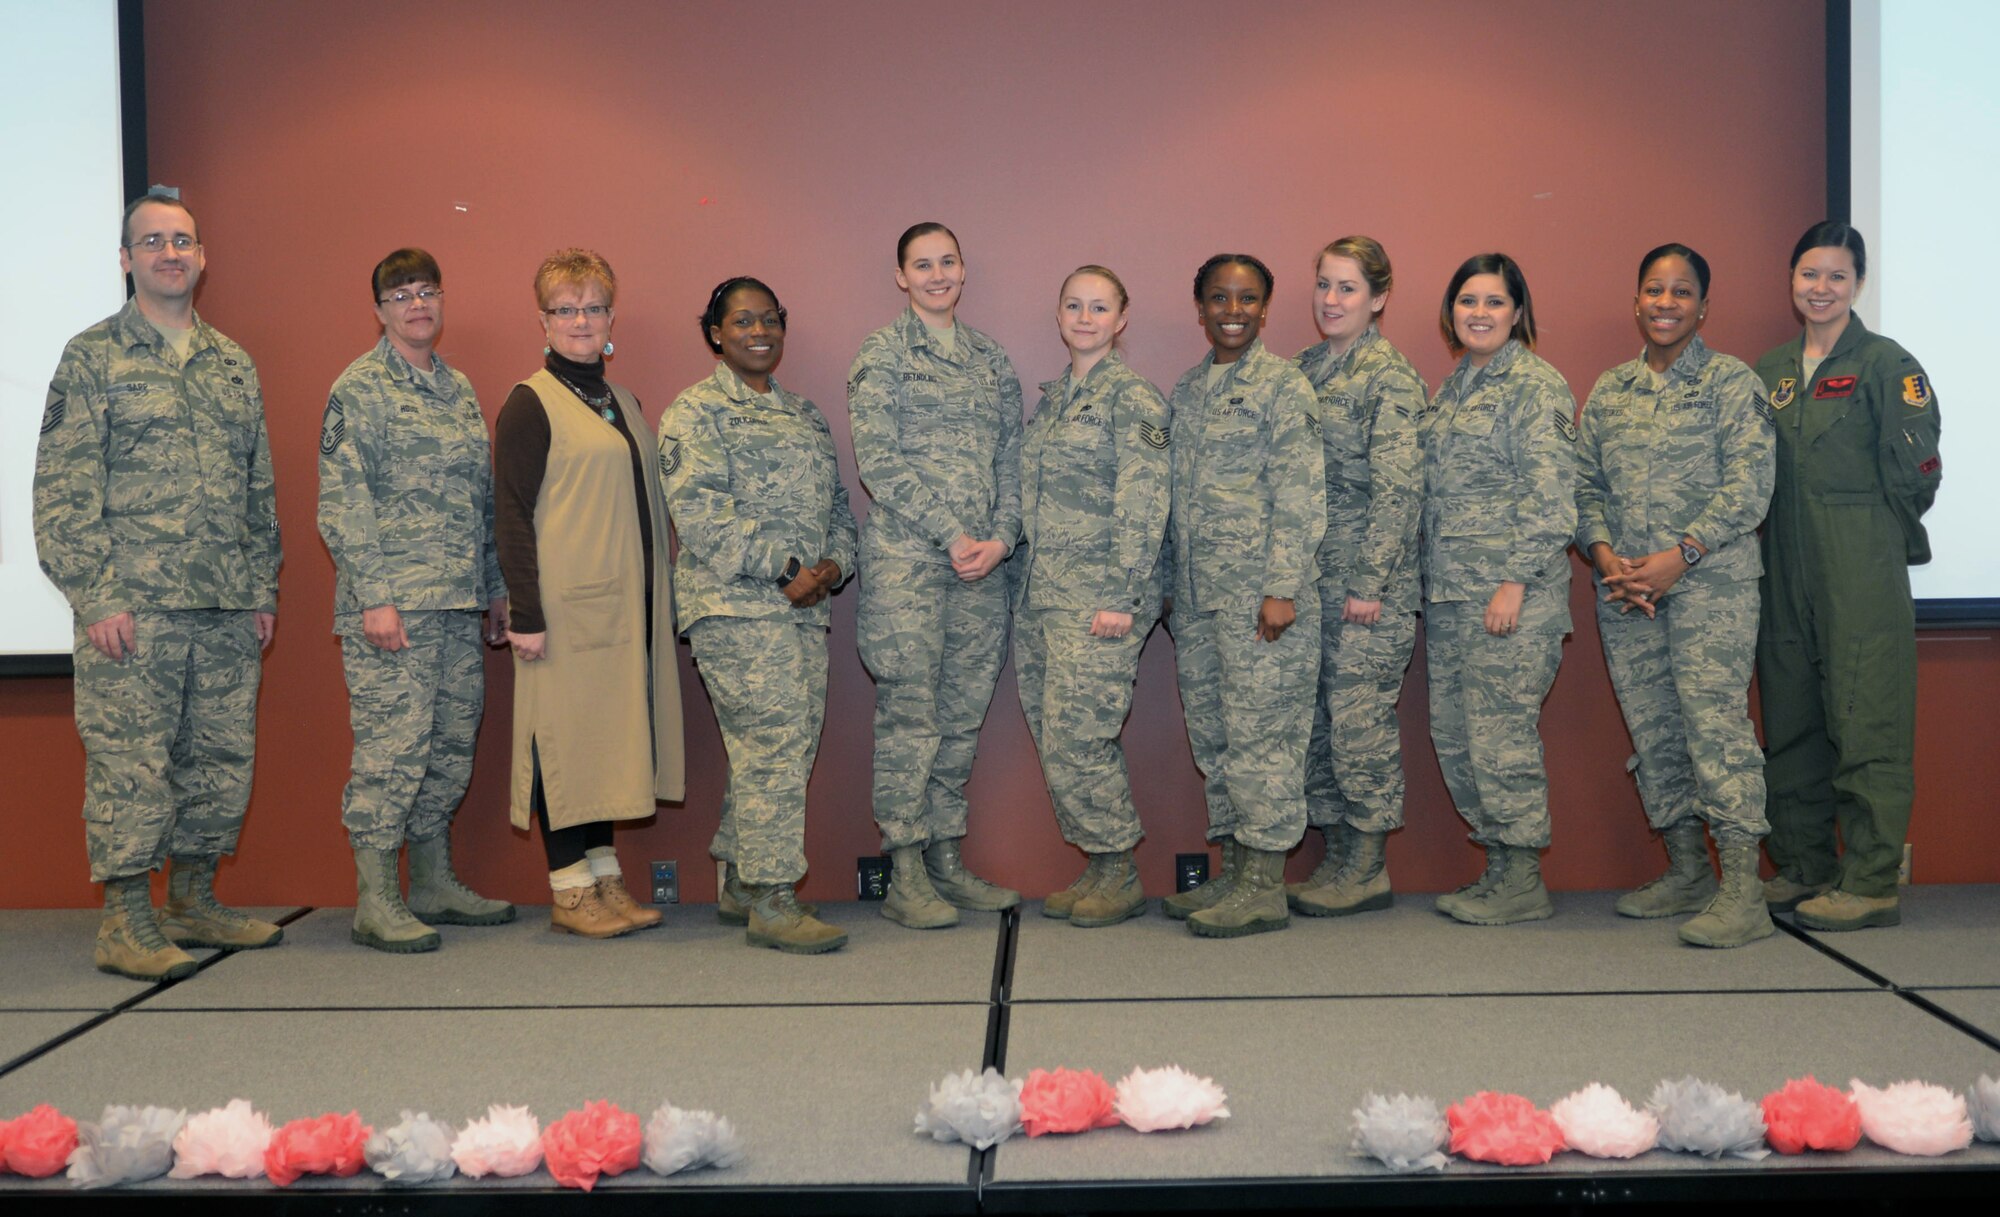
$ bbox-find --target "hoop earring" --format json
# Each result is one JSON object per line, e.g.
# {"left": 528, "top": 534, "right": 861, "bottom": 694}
{"left": 603, "top": 341, "right": 615, "bottom": 356}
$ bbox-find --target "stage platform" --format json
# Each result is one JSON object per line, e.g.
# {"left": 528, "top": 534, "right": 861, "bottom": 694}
{"left": 2, "top": 886, "right": 1996, "bottom": 1213}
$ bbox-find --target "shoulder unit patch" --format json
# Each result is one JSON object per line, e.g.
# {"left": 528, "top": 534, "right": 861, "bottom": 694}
{"left": 1901, "top": 373, "right": 1932, "bottom": 408}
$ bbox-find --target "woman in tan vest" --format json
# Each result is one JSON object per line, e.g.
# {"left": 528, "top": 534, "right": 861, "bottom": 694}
{"left": 495, "top": 249, "right": 685, "bottom": 937}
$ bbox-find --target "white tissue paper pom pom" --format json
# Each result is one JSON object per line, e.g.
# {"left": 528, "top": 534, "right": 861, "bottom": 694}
{"left": 1551, "top": 1084, "right": 1658, "bottom": 1159}
{"left": 66, "top": 1104, "right": 186, "bottom": 1189}
{"left": 450, "top": 1104, "right": 543, "bottom": 1178}
{"left": 1970, "top": 1076, "right": 2000, "bottom": 1144}
{"left": 365, "top": 1110, "right": 458, "bottom": 1185}
{"left": 168, "top": 1099, "right": 272, "bottom": 1179}
{"left": 1849, "top": 1079, "right": 1973, "bottom": 1156}
{"left": 1113, "top": 1065, "right": 1229, "bottom": 1133}
{"left": 642, "top": 1102, "right": 743, "bottom": 1176}
{"left": 914, "top": 1068, "right": 1023, "bottom": 1150}
{"left": 1351, "top": 1092, "right": 1450, "bottom": 1173}
{"left": 1648, "top": 1077, "right": 1769, "bottom": 1161}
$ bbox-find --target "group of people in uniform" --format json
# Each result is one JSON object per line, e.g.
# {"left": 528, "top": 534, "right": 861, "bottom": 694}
{"left": 34, "top": 196, "right": 1941, "bottom": 977}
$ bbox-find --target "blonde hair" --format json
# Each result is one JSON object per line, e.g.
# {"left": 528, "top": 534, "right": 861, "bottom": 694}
{"left": 1317, "top": 236, "right": 1393, "bottom": 312}
{"left": 1059, "top": 264, "right": 1129, "bottom": 311}
{"left": 534, "top": 248, "right": 616, "bottom": 309}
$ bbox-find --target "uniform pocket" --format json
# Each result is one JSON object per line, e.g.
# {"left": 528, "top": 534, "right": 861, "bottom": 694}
{"left": 561, "top": 577, "right": 631, "bottom": 653}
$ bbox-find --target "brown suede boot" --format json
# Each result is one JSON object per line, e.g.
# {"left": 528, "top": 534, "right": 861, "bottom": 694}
{"left": 595, "top": 873, "right": 663, "bottom": 931}
{"left": 551, "top": 885, "right": 634, "bottom": 938}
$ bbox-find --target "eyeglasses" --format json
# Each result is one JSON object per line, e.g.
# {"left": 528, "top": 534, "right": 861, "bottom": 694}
{"left": 126, "top": 234, "right": 199, "bottom": 254}
{"left": 543, "top": 305, "right": 611, "bottom": 321}
{"left": 379, "top": 287, "right": 444, "bottom": 306}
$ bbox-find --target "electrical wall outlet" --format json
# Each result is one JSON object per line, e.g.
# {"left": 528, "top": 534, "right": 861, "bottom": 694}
{"left": 650, "top": 860, "right": 678, "bottom": 904}
{"left": 1899, "top": 843, "right": 1912, "bottom": 885}
{"left": 857, "top": 855, "right": 891, "bottom": 901}
{"left": 1175, "top": 852, "right": 1210, "bottom": 893}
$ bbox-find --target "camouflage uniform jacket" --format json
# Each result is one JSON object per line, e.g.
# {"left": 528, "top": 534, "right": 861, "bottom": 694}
{"left": 35, "top": 299, "right": 281, "bottom": 622}
{"left": 1576, "top": 335, "right": 1774, "bottom": 586}
{"left": 317, "top": 336, "right": 502, "bottom": 626}
{"left": 661, "top": 362, "right": 857, "bottom": 632}
{"left": 848, "top": 307, "right": 1022, "bottom": 563}
{"left": 1018, "top": 349, "right": 1170, "bottom": 615}
{"left": 1295, "top": 325, "right": 1427, "bottom": 614}
{"left": 1163, "top": 338, "right": 1326, "bottom": 613}
{"left": 1421, "top": 339, "right": 1577, "bottom": 604}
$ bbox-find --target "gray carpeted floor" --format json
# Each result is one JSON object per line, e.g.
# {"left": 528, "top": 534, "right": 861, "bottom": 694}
{"left": 1788, "top": 885, "right": 2000, "bottom": 987}
{"left": 991, "top": 990, "right": 2000, "bottom": 1184}
{"left": 1920, "top": 988, "right": 2000, "bottom": 1042}
{"left": 148, "top": 903, "right": 1000, "bottom": 1010}
{"left": 3, "top": 908, "right": 301, "bottom": 1011}
{"left": 1011, "top": 892, "right": 1869, "bottom": 1002}
{"left": 0, "top": 1004, "right": 984, "bottom": 1190}
{"left": 0, "top": 1012, "right": 97, "bottom": 1071}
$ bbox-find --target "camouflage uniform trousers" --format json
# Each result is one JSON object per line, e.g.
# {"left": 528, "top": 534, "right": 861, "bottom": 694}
{"left": 1424, "top": 586, "right": 1566, "bottom": 849}
{"left": 1170, "top": 595, "right": 1319, "bottom": 852}
{"left": 1305, "top": 578, "right": 1417, "bottom": 835}
{"left": 73, "top": 609, "right": 262, "bottom": 883}
{"left": 689, "top": 616, "right": 826, "bottom": 886}
{"left": 1596, "top": 575, "right": 1768, "bottom": 842}
{"left": 340, "top": 610, "right": 485, "bottom": 851}
{"left": 857, "top": 554, "right": 1009, "bottom": 850}
{"left": 1015, "top": 607, "right": 1150, "bottom": 854}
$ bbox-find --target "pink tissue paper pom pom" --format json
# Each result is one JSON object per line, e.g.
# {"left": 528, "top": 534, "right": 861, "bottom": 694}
{"left": 1113, "top": 1066, "right": 1230, "bottom": 1133}
{"left": 451, "top": 1104, "right": 544, "bottom": 1178}
{"left": 1018, "top": 1068, "right": 1120, "bottom": 1137}
{"left": 3, "top": 1104, "right": 79, "bottom": 1178}
{"left": 264, "top": 1111, "right": 371, "bottom": 1186}
{"left": 1761, "top": 1077, "right": 1861, "bottom": 1155}
{"left": 1549, "top": 1084, "right": 1658, "bottom": 1159}
{"left": 1447, "top": 1091, "right": 1566, "bottom": 1166}
{"left": 1849, "top": 1079, "right": 1974, "bottom": 1157}
{"left": 0, "top": 1114, "right": 11, "bottom": 1174}
{"left": 171, "top": 1099, "right": 275, "bottom": 1179}
{"left": 542, "top": 1100, "right": 642, "bottom": 1191}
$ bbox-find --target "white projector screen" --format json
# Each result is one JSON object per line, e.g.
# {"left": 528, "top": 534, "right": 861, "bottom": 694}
{"left": 1850, "top": 0, "right": 1998, "bottom": 622}
{"left": 0, "top": 0, "right": 129, "bottom": 669}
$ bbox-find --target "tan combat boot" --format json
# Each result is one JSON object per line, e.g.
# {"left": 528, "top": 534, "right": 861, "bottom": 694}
{"left": 1616, "top": 819, "right": 1717, "bottom": 918}
{"left": 1163, "top": 838, "right": 1242, "bottom": 921}
{"left": 159, "top": 855, "right": 282, "bottom": 949}
{"left": 1794, "top": 888, "right": 1900, "bottom": 931}
{"left": 406, "top": 833, "right": 515, "bottom": 926}
{"left": 1763, "top": 873, "right": 1833, "bottom": 912}
{"left": 1187, "top": 845, "right": 1289, "bottom": 938}
{"left": 923, "top": 839, "right": 1019, "bottom": 911}
{"left": 1292, "top": 829, "right": 1393, "bottom": 917}
{"left": 746, "top": 885, "right": 848, "bottom": 954}
{"left": 96, "top": 875, "right": 197, "bottom": 982}
{"left": 1434, "top": 845, "right": 1507, "bottom": 919}
{"left": 883, "top": 845, "right": 958, "bottom": 929}
{"left": 1679, "top": 840, "right": 1777, "bottom": 948}
{"left": 718, "top": 862, "right": 816, "bottom": 925}
{"left": 351, "top": 847, "right": 440, "bottom": 954}
{"left": 1443, "top": 845, "right": 1555, "bottom": 926}
{"left": 1070, "top": 851, "right": 1146, "bottom": 928}
{"left": 551, "top": 884, "right": 634, "bottom": 938}
{"left": 1042, "top": 855, "right": 1106, "bottom": 920}
{"left": 1285, "top": 823, "right": 1351, "bottom": 904}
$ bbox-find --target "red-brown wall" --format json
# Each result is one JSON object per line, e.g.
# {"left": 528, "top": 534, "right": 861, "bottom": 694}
{"left": 9, "top": 0, "right": 1993, "bottom": 909}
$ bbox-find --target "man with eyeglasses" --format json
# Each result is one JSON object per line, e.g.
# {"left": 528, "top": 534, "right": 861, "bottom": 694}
{"left": 34, "top": 191, "right": 285, "bottom": 980}
{"left": 318, "top": 247, "right": 514, "bottom": 953}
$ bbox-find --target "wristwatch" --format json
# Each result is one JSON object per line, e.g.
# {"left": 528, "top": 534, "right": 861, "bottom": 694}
{"left": 776, "top": 556, "right": 802, "bottom": 588}
{"left": 1678, "top": 540, "right": 1703, "bottom": 568}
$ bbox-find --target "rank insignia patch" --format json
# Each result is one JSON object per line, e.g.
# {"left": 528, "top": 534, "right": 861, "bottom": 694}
{"left": 319, "top": 399, "right": 345, "bottom": 454}
{"left": 1138, "top": 421, "right": 1169, "bottom": 450}
{"left": 1772, "top": 377, "right": 1796, "bottom": 408}
{"left": 1813, "top": 376, "right": 1857, "bottom": 399}
{"left": 1902, "top": 374, "right": 1932, "bottom": 408}
{"left": 660, "top": 440, "right": 683, "bottom": 476}
{"left": 1553, "top": 405, "right": 1578, "bottom": 442}
{"left": 41, "top": 392, "right": 65, "bottom": 433}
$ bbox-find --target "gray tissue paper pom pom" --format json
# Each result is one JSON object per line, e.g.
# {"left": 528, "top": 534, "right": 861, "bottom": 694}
{"left": 1648, "top": 1076, "right": 1769, "bottom": 1161}
{"left": 643, "top": 1102, "right": 744, "bottom": 1176}
{"left": 914, "top": 1068, "right": 1023, "bottom": 1151}
{"left": 66, "top": 1104, "right": 187, "bottom": 1189}
{"left": 365, "top": 1110, "right": 458, "bottom": 1185}
{"left": 1352, "top": 1092, "right": 1450, "bottom": 1173}
{"left": 1972, "top": 1076, "right": 2000, "bottom": 1143}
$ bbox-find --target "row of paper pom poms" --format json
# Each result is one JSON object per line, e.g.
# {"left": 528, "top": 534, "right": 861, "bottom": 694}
{"left": 0, "top": 1098, "right": 740, "bottom": 1191}
{"left": 1353, "top": 1075, "right": 2000, "bottom": 1171}
{"left": 917, "top": 1065, "right": 1229, "bottom": 1147}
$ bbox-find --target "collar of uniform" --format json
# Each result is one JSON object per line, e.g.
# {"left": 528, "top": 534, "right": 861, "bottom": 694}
{"left": 1824, "top": 313, "right": 1872, "bottom": 363}
{"left": 1213, "top": 338, "right": 1273, "bottom": 386}
{"left": 897, "top": 306, "right": 961, "bottom": 359}
{"left": 1041, "top": 348, "right": 1123, "bottom": 399}
{"left": 1300, "top": 324, "right": 1380, "bottom": 382}
{"left": 710, "top": 359, "right": 783, "bottom": 407}
{"left": 1448, "top": 336, "right": 1522, "bottom": 393}
{"left": 1618, "top": 333, "right": 1712, "bottom": 388}
{"left": 111, "top": 296, "right": 212, "bottom": 357}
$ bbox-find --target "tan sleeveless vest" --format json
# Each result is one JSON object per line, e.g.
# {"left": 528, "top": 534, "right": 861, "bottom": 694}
{"left": 509, "top": 369, "right": 684, "bottom": 829}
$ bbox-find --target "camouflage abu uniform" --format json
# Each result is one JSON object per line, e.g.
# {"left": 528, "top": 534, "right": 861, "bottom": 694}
{"left": 1163, "top": 339, "right": 1326, "bottom": 852}
{"left": 1014, "top": 349, "right": 1170, "bottom": 853}
{"left": 661, "top": 362, "right": 857, "bottom": 886}
{"left": 1421, "top": 338, "right": 1576, "bottom": 849}
{"left": 318, "top": 336, "right": 503, "bottom": 852}
{"left": 849, "top": 308, "right": 1022, "bottom": 851}
{"left": 34, "top": 299, "right": 282, "bottom": 882}
{"left": 1295, "top": 326, "right": 1426, "bottom": 836}
{"left": 1576, "top": 335, "right": 1774, "bottom": 843}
